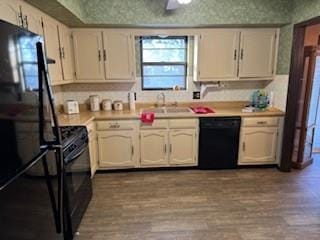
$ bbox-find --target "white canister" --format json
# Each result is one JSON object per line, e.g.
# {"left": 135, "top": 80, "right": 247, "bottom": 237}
{"left": 102, "top": 99, "right": 112, "bottom": 111}
{"left": 89, "top": 95, "right": 100, "bottom": 112}
{"left": 113, "top": 100, "right": 123, "bottom": 111}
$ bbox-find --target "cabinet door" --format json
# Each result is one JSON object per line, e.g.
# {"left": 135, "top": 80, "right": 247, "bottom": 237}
{"left": 58, "top": 25, "right": 74, "bottom": 81}
{"left": 198, "top": 30, "right": 240, "bottom": 80}
{"left": 98, "top": 131, "right": 137, "bottom": 168}
{"left": 169, "top": 129, "right": 197, "bottom": 165}
{"left": 42, "top": 17, "right": 63, "bottom": 84}
{"left": 72, "top": 31, "right": 105, "bottom": 81}
{"left": 103, "top": 31, "right": 134, "bottom": 80}
{"left": 239, "top": 127, "right": 278, "bottom": 164}
{"left": 239, "top": 29, "right": 277, "bottom": 78}
{"left": 140, "top": 130, "right": 168, "bottom": 166}
{"left": 20, "top": 2, "right": 42, "bottom": 35}
{"left": 0, "top": 0, "right": 21, "bottom": 26}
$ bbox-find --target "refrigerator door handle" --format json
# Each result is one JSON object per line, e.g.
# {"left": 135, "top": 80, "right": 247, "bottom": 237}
{"left": 37, "top": 42, "right": 65, "bottom": 235}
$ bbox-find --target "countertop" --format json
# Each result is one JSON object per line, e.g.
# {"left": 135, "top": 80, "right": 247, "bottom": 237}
{"left": 58, "top": 102, "right": 285, "bottom": 127}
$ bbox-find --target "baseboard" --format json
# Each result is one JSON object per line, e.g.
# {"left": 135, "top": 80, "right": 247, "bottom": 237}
{"left": 292, "top": 158, "right": 314, "bottom": 169}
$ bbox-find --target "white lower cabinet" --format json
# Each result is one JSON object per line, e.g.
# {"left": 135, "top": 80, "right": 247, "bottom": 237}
{"left": 238, "top": 117, "right": 280, "bottom": 165}
{"left": 140, "top": 119, "right": 198, "bottom": 167}
{"left": 94, "top": 119, "right": 198, "bottom": 169}
{"left": 169, "top": 129, "right": 197, "bottom": 165}
{"left": 98, "top": 130, "right": 138, "bottom": 168}
{"left": 140, "top": 130, "right": 169, "bottom": 166}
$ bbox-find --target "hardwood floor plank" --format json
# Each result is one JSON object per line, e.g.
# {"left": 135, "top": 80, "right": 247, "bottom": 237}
{"left": 76, "top": 158, "right": 320, "bottom": 240}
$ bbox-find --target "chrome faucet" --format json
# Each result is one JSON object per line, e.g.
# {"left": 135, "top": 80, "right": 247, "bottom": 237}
{"left": 156, "top": 93, "right": 166, "bottom": 107}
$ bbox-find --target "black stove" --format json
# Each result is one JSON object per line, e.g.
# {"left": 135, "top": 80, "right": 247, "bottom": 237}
{"left": 60, "top": 126, "right": 87, "bottom": 148}
{"left": 59, "top": 126, "right": 92, "bottom": 239}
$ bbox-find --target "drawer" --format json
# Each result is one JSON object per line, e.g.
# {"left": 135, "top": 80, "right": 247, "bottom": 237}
{"left": 96, "top": 120, "right": 136, "bottom": 131}
{"left": 169, "top": 119, "right": 198, "bottom": 129}
{"left": 242, "top": 117, "right": 279, "bottom": 127}
{"left": 140, "top": 119, "right": 168, "bottom": 129}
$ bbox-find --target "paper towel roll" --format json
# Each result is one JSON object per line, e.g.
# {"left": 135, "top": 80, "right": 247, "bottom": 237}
{"left": 128, "top": 92, "right": 136, "bottom": 111}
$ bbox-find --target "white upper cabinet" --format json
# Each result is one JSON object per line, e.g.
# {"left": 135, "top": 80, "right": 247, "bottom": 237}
{"left": 0, "top": 0, "right": 22, "bottom": 26}
{"left": 239, "top": 29, "right": 277, "bottom": 78}
{"left": 20, "top": 1, "right": 42, "bottom": 35}
{"left": 103, "top": 31, "right": 134, "bottom": 81}
{"left": 198, "top": 29, "right": 240, "bottom": 81}
{"left": 72, "top": 30, "right": 105, "bottom": 81}
{"left": 42, "top": 16, "right": 63, "bottom": 83}
{"left": 196, "top": 28, "right": 278, "bottom": 81}
{"left": 58, "top": 24, "right": 74, "bottom": 81}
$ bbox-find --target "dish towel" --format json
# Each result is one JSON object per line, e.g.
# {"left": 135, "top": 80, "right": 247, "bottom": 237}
{"left": 141, "top": 112, "right": 155, "bottom": 124}
{"left": 190, "top": 107, "right": 215, "bottom": 114}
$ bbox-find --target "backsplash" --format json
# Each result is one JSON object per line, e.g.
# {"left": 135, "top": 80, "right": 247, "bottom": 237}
{"left": 53, "top": 75, "right": 289, "bottom": 112}
{"left": 265, "top": 75, "right": 289, "bottom": 111}
{"left": 58, "top": 79, "right": 266, "bottom": 104}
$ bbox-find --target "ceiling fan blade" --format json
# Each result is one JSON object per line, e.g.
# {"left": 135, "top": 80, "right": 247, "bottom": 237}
{"left": 166, "top": 0, "right": 179, "bottom": 10}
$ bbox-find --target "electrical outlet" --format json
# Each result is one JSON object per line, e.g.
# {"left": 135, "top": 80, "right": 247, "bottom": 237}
{"left": 193, "top": 91, "right": 200, "bottom": 99}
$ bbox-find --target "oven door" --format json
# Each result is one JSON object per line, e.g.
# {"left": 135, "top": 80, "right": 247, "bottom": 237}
{"left": 64, "top": 143, "right": 92, "bottom": 238}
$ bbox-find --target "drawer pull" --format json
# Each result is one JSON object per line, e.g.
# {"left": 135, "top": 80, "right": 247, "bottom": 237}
{"left": 170, "top": 144, "right": 172, "bottom": 153}
{"left": 109, "top": 123, "right": 120, "bottom": 129}
{"left": 257, "top": 121, "right": 268, "bottom": 125}
{"left": 164, "top": 144, "right": 167, "bottom": 153}
{"left": 242, "top": 142, "right": 246, "bottom": 151}
{"left": 131, "top": 145, "right": 134, "bottom": 156}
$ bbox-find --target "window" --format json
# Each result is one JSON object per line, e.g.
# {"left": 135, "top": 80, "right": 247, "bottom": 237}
{"left": 140, "top": 36, "right": 188, "bottom": 90}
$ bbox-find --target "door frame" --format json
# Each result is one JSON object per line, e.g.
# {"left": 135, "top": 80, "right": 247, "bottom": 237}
{"left": 280, "top": 16, "right": 320, "bottom": 172}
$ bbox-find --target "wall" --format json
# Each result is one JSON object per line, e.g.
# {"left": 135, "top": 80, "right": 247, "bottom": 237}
{"left": 265, "top": 75, "right": 289, "bottom": 111}
{"left": 278, "top": 0, "right": 320, "bottom": 74}
{"left": 78, "top": 0, "right": 291, "bottom": 26}
{"left": 51, "top": 0, "right": 320, "bottom": 111}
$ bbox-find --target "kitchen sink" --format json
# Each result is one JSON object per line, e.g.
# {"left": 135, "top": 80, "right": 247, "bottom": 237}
{"left": 142, "top": 108, "right": 166, "bottom": 114}
{"left": 141, "top": 107, "right": 192, "bottom": 114}
{"left": 166, "top": 107, "right": 192, "bottom": 113}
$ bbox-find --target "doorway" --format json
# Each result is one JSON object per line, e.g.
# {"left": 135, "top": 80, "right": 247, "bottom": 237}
{"left": 281, "top": 17, "right": 320, "bottom": 171}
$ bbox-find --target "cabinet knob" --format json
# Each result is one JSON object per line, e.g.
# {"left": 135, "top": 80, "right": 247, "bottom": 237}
{"left": 98, "top": 50, "right": 101, "bottom": 61}
{"left": 240, "top": 49, "right": 244, "bottom": 60}
{"left": 103, "top": 50, "right": 107, "bottom": 61}
{"left": 234, "top": 49, "right": 237, "bottom": 60}
{"left": 24, "top": 15, "right": 28, "bottom": 30}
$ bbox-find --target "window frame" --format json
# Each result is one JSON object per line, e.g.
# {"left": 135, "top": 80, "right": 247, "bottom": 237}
{"left": 140, "top": 36, "right": 188, "bottom": 91}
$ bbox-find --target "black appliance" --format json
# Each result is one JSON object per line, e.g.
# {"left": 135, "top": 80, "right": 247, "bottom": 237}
{"left": 199, "top": 117, "right": 241, "bottom": 169}
{"left": 60, "top": 126, "right": 92, "bottom": 239}
{"left": 0, "top": 20, "right": 91, "bottom": 240}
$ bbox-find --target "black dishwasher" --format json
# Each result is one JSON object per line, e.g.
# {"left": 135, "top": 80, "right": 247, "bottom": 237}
{"left": 199, "top": 117, "right": 241, "bottom": 169}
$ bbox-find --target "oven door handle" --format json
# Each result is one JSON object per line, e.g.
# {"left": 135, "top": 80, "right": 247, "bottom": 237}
{"left": 64, "top": 146, "right": 87, "bottom": 164}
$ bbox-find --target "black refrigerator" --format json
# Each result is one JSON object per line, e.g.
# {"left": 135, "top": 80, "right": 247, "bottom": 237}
{"left": 0, "top": 20, "right": 66, "bottom": 239}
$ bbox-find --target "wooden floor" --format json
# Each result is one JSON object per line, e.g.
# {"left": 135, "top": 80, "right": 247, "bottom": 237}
{"left": 76, "top": 158, "right": 320, "bottom": 240}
